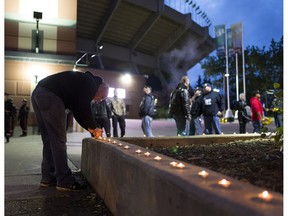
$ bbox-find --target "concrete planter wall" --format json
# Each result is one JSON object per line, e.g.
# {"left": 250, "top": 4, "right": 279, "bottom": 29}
{"left": 81, "top": 136, "right": 282, "bottom": 216}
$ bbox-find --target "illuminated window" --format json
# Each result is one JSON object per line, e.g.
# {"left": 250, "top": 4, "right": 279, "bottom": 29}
{"left": 108, "top": 88, "right": 126, "bottom": 99}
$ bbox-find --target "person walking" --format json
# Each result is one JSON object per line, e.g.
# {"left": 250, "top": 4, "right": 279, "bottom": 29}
{"left": 202, "top": 83, "right": 224, "bottom": 134}
{"left": 189, "top": 87, "right": 203, "bottom": 135}
{"left": 139, "top": 86, "right": 155, "bottom": 137}
{"left": 250, "top": 90, "right": 264, "bottom": 133}
{"left": 236, "top": 93, "right": 250, "bottom": 133}
{"left": 31, "top": 70, "right": 108, "bottom": 191}
{"left": 91, "top": 98, "right": 112, "bottom": 138}
{"left": 169, "top": 76, "right": 191, "bottom": 136}
{"left": 18, "top": 99, "right": 30, "bottom": 136}
{"left": 110, "top": 89, "right": 126, "bottom": 137}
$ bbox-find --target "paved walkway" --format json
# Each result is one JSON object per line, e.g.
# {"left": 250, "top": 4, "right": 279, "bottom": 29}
{"left": 4, "top": 119, "right": 277, "bottom": 215}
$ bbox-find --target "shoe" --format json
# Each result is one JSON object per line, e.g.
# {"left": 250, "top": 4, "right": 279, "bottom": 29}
{"left": 56, "top": 182, "right": 87, "bottom": 192}
{"left": 40, "top": 181, "right": 56, "bottom": 187}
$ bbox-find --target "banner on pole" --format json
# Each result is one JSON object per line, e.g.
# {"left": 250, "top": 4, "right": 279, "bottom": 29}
{"left": 226, "top": 28, "right": 234, "bottom": 57}
{"left": 231, "top": 23, "right": 242, "bottom": 54}
{"left": 214, "top": 25, "right": 226, "bottom": 57}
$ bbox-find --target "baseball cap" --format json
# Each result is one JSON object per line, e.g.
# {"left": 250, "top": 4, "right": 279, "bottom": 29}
{"left": 203, "top": 83, "right": 211, "bottom": 87}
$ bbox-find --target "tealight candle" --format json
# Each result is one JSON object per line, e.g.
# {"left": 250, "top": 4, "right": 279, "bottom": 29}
{"left": 98, "top": 137, "right": 102, "bottom": 140}
{"left": 107, "top": 138, "right": 111, "bottom": 142}
{"left": 154, "top": 156, "right": 162, "bottom": 161}
{"left": 112, "top": 140, "right": 117, "bottom": 144}
{"left": 118, "top": 143, "right": 123, "bottom": 147}
{"left": 103, "top": 137, "right": 107, "bottom": 141}
{"left": 135, "top": 149, "right": 142, "bottom": 154}
{"left": 144, "top": 152, "right": 151, "bottom": 157}
{"left": 170, "top": 161, "right": 178, "bottom": 167}
{"left": 218, "top": 179, "right": 231, "bottom": 188}
{"left": 258, "top": 191, "right": 272, "bottom": 201}
{"left": 176, "top": 163, "right": 185, "bottom": 168}
{"left": 198, "top": 170, "right": 209, "bottom": 178}
{"left": 124, "top": 145, "right": 130, "bottom": 150}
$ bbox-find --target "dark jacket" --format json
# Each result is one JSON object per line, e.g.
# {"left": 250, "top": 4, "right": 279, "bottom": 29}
{"left": 202, "top": 90, "right": 224, "bottom": 116}
{"left": 169, "top": 83, "right": 190, "bottom": 117}
{"left": 36, "top": 71, "right": 103, "bottom": 130}
{"left": 190, "top": 94, "right": 203, "bottom": 118}
{"left": 139, "top": 94, "right": 155, "bottom": 117}
{"left": 18, "top": 104, "right": 29, "bottom": 120}
{"left": 91, "top": 99, "right": 112, "bottom": 119}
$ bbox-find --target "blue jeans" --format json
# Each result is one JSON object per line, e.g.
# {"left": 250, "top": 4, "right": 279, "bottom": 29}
{"left": 190, "top": 117, "right": 202, "bottom": 135}
{"left": 141, "top": 115, "right": 153, "bottom": 137}
{"left": 203, "top": 115, "right": 221, "bottom": 134}
{"left": 252, "top": 120, "right": 263, "bottom": 133}
{"left": 31, "top": 86, "right": 75, "bottom": 186}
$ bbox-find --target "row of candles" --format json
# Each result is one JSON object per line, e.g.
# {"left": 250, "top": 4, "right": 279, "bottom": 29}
{"left": 97, "top": 137, "right": 273, "bottom": 202}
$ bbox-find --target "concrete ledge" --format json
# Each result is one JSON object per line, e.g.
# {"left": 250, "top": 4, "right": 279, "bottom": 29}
{"left": 117, "top": 134, "right": 264, "bottom": 148}
{"left": 81, "top": 137, "right": 282, "bottom": 216}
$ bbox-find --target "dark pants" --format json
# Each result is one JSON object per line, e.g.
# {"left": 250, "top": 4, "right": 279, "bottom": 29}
{"left": 94, "top": 117, "right": 111, "bottom": 137}
{"left": 173, "top": 115, "right": 187, "bottom": 136}
{"left": 19, "top": 117, "right": 28, "bottom": 135}
{"left": 112, "top": 115, "right": 126, "bottom": 137}
{"left": 32, "top": 86, "right": 75, "bottom": 186}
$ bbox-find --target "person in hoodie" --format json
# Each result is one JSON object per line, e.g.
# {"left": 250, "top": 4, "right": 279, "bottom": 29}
{"left": 250, "top": 90, "right": 264, "bottom": 133}
{"left": 169, "top": 76, "right": 191, "bottom": 136}
{"left": 189, "top": 87, "right": 203, "bottom": 135}
{"left": 31, "top": 71, "right": 108, "bottom": 192}
{"left": 202, "top": 83, "right": 224, "bottom": 134}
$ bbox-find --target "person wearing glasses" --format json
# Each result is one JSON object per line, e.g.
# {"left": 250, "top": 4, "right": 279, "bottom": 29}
{"left": 250, "top": 90, "right": 264, "bottom": 133}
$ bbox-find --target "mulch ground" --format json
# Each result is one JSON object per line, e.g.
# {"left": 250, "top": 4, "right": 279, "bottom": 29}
{"left": 154, "top": 138, "right": 283, "bottom": 194}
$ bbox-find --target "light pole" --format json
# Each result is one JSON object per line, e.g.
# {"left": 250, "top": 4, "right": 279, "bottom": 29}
{"left": 33, "top": 11, "right": 42, "bottom": 53}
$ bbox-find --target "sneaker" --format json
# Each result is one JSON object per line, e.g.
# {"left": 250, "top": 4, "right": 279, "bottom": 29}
{"left": 40, "top": 181, "right": 56, "bottom": 187}
{"left": 56, "top": 182, "right": 87, "bottom": 192}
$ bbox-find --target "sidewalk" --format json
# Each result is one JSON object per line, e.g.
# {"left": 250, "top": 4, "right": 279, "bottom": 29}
{"left": 4, "top": 119, "right": 277, "bottom": 215}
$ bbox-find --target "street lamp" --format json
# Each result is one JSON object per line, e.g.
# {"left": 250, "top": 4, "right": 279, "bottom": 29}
{"left": 33, "top": 11, "right": 42, "bottom": 53}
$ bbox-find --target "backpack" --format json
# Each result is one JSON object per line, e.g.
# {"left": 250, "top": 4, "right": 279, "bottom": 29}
{"left": 139, "top": 95, "right": 156, "bottom": 117}
{"left": 168, "top": 89, "right": 179, "bottom": 116}
{"left": 243, "top": 105, "right": 252, "bottom": 121}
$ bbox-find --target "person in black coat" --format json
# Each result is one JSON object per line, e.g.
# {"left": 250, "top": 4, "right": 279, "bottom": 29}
{"left": 91, "top": 98, "right": 112, "bottom": 137}
{"left": 31, "top": 71, "right": 108, "bottom": 191}
{"left": 202, "top": 83, "right": 224, "bottom": 134}
{"left": 18, "top": 99, "right": 30, "bottom": 136}
{"left": 189, "top": 87, "right": 203, "bottom": 135}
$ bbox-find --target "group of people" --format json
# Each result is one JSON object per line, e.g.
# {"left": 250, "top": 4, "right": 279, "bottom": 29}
{"left": 91, "top": 88, "right": 126, "bottom": 138}
{"left": 22, "top": 70, "right": 282, "bottom": 192}
{"left": 5, "top": 92, "right": 30, "bottom": 142}
{"left": 169, "top": 76, "right": 225, "bottom": 136}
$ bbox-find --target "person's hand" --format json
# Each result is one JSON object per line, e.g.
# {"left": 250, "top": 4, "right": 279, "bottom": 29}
{"left": 88, "top": 128, "right": 103, "bottom": 138}
{"left": 217, "top": 111, "right": 222, "bottom": 117}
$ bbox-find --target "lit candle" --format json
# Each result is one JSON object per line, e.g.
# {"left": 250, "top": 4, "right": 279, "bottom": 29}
{"left": 218, "top": 179, "right": 231, "bottom": 188}
{"left": 135, "top": 149, "right": 142, "bottom": 154}
{"left": 198, "top": 170, "right": 209, "bottom": 178}
{"left": 98, "top": 137, "right": 102, "bottom": 140}
{"left": 124, "top": 145, "right": 130, "bottom": 150}
{"left": 154, "top": 156, "right": 162, "bottom": 161}
{"left": 112, "top": 140, "right": 117, "bottom": 144}
{"left": 176, "top": 163, "right": 185, "bottom": 168}
{"left": 118, "top": 143, "right": 123, "bottom": 147}
{"left": 170, "top": 161, "right": 178, "bottom": 167}
{"left": 103, "top": 137, "right": 107, "bottom": 141}
{"left": 144, "top": 152, "right": 151, "bottom": 157}
{"left": 107, "top": 138, "right": 111, "bottom": 142}
{"left": 258, "top": 191, "right": 272, "bottom": 201}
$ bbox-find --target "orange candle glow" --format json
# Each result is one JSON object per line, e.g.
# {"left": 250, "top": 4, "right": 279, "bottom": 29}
{"left": 144, "top": 152, "right": 151, "bottom": 157}
{"left": 123, "top": 145, "right": 130, "bottom": 150}
{"left": 176, "top": 163, "right": 185, "bottom": 168}
{"left": 258, "top": 191, "right": 272, "bottom": 201}
{"left": 135, "top": 149, "right": 142, "bottom": 154}
{"left": 170, "top": 161, "right": 178, "bottom": 167}
{"left": 218, "top": 179, "right": 231, "bottom": 188}
{"left": 198, "top": 170, "right": 209, "bottom": 178}
{"left": 154, "top": 156, "right": 162, "bottom": 161}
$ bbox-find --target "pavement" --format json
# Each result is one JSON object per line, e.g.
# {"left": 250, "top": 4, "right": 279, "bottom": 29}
{"left": 4, "top": 119, "right": 277, "bottom": 215}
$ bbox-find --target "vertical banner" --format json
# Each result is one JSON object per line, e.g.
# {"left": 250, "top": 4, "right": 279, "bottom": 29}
{"left": 214, "top": 25, "right": 226, "bottom": 57}
{"left": 231, "top": 23, "right": 242, "bottom": 54}
{"left": 226, "top": 28, "right": 234, "bottom": 57}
